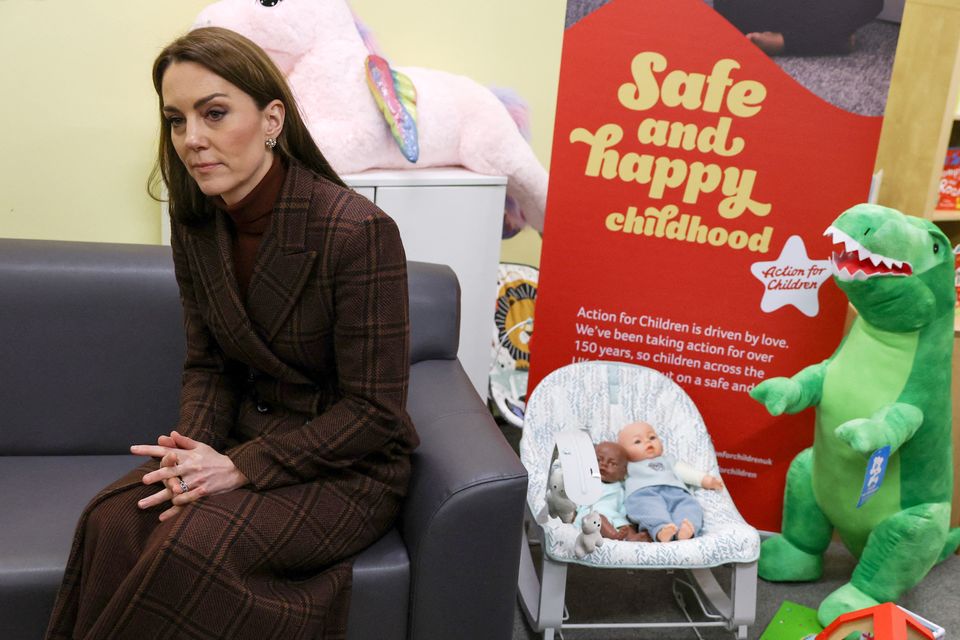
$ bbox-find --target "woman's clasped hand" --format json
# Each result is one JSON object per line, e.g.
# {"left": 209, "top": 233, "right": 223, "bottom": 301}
{"left": 131, "top": 431, "right": 249, "bottom": 521}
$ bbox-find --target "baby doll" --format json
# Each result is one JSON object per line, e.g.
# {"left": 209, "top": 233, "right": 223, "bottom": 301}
{"left": 575, "top": 442, "right": 651, "bottom": 542}
{"left": 618, "top": 421, "right": 723, "bottom": 542}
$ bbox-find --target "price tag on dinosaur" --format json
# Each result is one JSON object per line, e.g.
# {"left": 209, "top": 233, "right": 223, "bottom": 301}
{"left": 857, "top": 446, "right": 890, "bottom": 508}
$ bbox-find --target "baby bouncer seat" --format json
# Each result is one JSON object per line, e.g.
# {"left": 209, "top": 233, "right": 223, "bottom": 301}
{"left": 517, "top": 361, "right": 760, "bottom": 638}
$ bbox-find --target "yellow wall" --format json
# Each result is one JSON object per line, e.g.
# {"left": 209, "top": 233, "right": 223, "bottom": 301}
{"left": 0, "top": 1, "right": 211, "bottom": 244}
{"left": 0, "top": 0, "right": 563, "bottom": 264}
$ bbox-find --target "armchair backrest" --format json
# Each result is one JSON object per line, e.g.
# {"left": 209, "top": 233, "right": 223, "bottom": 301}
{"left": 0, "top": 240, "right": 183, "bottom": 456}
{"left": 0, "top": 238, "right": 458, "bottom": 455}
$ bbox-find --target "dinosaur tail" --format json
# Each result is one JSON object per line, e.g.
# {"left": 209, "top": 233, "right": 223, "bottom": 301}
{"left": 490, "top": 87, "right": 532, "bottom": 141}
{"left": 937, "top": 527, "right": 960, "bottom": 563}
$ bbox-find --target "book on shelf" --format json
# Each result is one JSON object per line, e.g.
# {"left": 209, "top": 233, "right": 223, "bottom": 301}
{"left": 939, "top": 147, "right": 960, "bottom": 210}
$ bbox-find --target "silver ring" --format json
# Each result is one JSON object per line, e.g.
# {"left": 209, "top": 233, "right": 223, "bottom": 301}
{"left": 178, "top": 477, "right": 190, "bottom": 493}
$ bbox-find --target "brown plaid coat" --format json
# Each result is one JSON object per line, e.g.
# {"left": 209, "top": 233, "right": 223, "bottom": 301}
{"left": 46, "top": 160, "right": 418, "bottom": 640}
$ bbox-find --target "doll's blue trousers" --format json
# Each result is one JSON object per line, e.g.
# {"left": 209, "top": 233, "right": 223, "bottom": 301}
{"left": 624, "top": 485, "right": 704, "bottom": 540}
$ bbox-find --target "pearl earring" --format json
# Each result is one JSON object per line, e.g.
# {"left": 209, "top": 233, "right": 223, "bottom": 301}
{"left": 265, "top": 138, "right": 278, "bottom": 149}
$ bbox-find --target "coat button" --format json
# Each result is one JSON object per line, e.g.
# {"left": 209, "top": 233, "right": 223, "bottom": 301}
{"left": 256, "top": 401, "right": 270, "bottom": 413}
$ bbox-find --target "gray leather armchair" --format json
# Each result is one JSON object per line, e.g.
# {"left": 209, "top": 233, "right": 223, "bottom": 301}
{"left": 0, "top": 238, "right": 527, "bottom": 640}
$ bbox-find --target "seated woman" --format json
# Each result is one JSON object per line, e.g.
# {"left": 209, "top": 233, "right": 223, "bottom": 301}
{"left": 44, "top": 27, "right": 418, "bottom": 640}
{"left": 714, "top": 0, "right": 884, "bottom": 56}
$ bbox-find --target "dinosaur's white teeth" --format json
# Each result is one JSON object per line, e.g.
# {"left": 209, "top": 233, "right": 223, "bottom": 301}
{"left": 824, "top": 224, "right": 915, "bottom": 275}
{"left": 824, "top": 225, "right": 863, "bottom": 254}
{"left": 837, "top": 266, "right": 868, "bottom": 282}
{"left": 824, "top": 225, "right": 855, "bottom": 246}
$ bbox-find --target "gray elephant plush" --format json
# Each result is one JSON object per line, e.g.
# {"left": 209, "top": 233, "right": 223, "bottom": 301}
{"left": 546, "top": 466, "right": 577, "bottom": 523}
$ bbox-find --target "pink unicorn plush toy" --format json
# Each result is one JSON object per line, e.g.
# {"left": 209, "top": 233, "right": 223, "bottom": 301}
{"left": 193, "top": 0, "right": 549, "bottom": 232}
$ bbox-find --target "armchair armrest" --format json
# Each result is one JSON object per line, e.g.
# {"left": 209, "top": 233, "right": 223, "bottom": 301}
{"left": 400, "top": 359, "right": 528, "bottom": 640}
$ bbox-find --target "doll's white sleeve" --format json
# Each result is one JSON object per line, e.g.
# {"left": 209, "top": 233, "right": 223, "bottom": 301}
{"left": 674, "top": 460, "right": 707, "bottom": 487}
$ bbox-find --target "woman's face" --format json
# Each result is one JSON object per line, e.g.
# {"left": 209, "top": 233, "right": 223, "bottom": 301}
{"left": 161, "top": 61, "right": 284, "bottom": 206}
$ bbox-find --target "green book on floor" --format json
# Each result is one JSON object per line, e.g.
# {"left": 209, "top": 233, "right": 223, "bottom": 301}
{"left": 760, "top": 601, "right": 824, "bottom": 640}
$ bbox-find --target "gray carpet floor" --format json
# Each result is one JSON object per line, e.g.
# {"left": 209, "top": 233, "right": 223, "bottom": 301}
{"left": 772, "top": 21, "right": 898, "bottom": 117}
{"left": 498, "top": 422, "right": 960, "bottom": 639}
{"left": 563, "top": 1, "right": 898, "bottom": 117}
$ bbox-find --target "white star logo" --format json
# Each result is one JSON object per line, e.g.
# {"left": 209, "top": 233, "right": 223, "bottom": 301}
{"left": 750, "top": 235, "right": 832, "bottom": 317}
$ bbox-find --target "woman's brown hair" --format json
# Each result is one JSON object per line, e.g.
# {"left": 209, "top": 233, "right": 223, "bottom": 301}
{"left": 148, "top": 27, "right": 346, "bottom": 226}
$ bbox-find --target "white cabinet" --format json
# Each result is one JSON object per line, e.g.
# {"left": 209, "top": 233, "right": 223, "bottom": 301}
{"left": 343, "top": 168, "right": 507, "bottom": 398}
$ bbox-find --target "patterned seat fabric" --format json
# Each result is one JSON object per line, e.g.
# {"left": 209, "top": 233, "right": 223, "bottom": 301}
{"left": 521, "top": 361, "right": 760, "bottom": 569}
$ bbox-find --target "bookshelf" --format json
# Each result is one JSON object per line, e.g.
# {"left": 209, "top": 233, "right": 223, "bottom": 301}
{"left": 932, "top": 96, "right": 960, "bottom": 220}
{"left": 931, "top": 208, "right": 960, "bottom": 222}
{"left": 873, "top": 0, "right": 960, "bottom": 239}
{"left": 871, "top": 0, "right": 960, "bottom": 529}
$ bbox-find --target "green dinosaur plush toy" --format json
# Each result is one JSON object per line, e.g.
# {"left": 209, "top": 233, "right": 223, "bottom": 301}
{"left": 751, "top": 203, "right": 960, "bottom": 627}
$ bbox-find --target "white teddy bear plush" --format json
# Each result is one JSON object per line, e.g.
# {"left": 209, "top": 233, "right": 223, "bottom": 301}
{"left": 575, "top": 511, "right": 605, "bottom": 558}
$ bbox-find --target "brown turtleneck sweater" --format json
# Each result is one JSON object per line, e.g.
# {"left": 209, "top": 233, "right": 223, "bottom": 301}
{"left": 215, "top": 156, "right": 287, "bottom": 300}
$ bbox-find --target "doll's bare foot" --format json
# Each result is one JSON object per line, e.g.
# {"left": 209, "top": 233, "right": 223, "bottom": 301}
{"left": 746, "top": 31, "right": 785, "bottom": 56}
{"left": 657, "top": 524, "right": 678, "bottom": 542}
{"left": 677, "top": 519, "right": 695, "bottom": 540}
{"left": 600, "top": 515, "right": 625, "bottom": 540}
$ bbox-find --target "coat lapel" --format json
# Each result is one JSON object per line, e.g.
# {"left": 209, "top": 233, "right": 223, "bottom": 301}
{"left": 244, "top": 162, "right": 319, "bottom": 344}
{"left": 183, "top": 171, "right": 316, "bottom": 385}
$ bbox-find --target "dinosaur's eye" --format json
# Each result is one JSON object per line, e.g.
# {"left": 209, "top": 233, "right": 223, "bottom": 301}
{"left": 259, "top": 0, "right": 281, "bottom": 6}
{"left": 933, "top": 243, "right": 940, "bottom": 254}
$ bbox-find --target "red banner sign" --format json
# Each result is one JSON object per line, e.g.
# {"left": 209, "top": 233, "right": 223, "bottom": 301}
{"left": 530, "top": 0, "right": 883, "bottom": 530}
